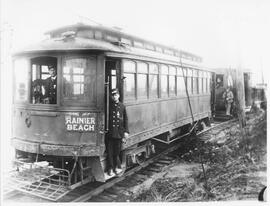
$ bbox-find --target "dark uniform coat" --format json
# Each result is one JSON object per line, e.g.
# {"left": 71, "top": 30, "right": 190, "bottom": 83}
{"left": 43, "top": 77, "right": 57, "bottom": 104}
{"left": 108, "top": 101, "right": 129, "bottom": 139}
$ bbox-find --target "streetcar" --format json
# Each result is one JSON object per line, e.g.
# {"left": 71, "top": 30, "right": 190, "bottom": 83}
{"left": 11, "top": 23, "right": 213, "bottom": 194}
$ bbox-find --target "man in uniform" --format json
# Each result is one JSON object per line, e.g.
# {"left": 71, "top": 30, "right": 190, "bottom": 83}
{"left": 222, "top": 87, "right": 234, "bottom": 116}
{"left": 43, "top": 66, "right": 57, "bottom": 104}
{"left": 107, "top": 88, "right": 129, "bottom": 176}
{"left": 33, "top": 66, "right": 57, "bottom": 104}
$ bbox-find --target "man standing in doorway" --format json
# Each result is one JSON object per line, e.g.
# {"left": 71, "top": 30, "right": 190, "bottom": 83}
{"left": 107, "top": 88, "right": 129, "bottom": 176}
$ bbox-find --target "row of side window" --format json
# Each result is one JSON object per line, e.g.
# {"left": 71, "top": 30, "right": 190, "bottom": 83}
{"left": 123, "top": 60, "right": 211, "bottom": 102}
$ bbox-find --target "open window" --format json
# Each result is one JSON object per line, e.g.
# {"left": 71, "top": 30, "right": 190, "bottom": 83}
{"left": 31, "top": 57, "right": 57, "bottom": 104}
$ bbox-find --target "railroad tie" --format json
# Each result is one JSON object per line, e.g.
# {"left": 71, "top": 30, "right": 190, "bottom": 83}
{"left": 127, "top": 176, "right": 145, "bottom": 184}
{"left": 132, "top": 174, "right": 148, "bottom": 181}
{"left": 139, "top": 170, "right": 154, "bottom": 176}
{"left": 146, "top": 167, "right": 161, "bottom": 173}
{"left": 161, "top": 156, "right": 175, "bottom": 160}
{"left": 102, "top": 190, "right": 118, "bottom": 199}
{"left": 90, "top": 196, "right": 111, "bottom": 202}
{"left": 152, "top": 162, "right": 165, "bottom": 167}
{"left": 156, "top": 159, "right": 171, "bottom": 164}
{"left": 103, "top": 189, "right": 120, "bottom": 196}
{"left": 110, "top": 185, "right": 126, "bottom": 191}
{"left": 115, "top": 181, "right": 131, "bottom": 187}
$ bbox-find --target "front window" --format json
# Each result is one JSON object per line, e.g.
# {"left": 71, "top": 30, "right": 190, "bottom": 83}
{"left": 63, "top": 57, "right": 96, "bottom": 105}
{"left": 31, "top": 56, "right": 57, "bottom": 104}
{"left": 14, "top": 59, "right": 29, "bottom": 102}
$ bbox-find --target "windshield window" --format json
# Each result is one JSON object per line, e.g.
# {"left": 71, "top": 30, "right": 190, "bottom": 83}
{"left": 14, "top": 59, "right": 29, "bottom": 102}
{"left": 31, "top": 57, "right": 57, "bottom": 104}
{"left": 63, "top": 57, "right": 96, "bottom": 105}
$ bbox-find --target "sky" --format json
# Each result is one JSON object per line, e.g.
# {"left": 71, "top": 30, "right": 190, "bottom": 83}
{"left": 1, "top": 0, "right": 270, "bottom": 70}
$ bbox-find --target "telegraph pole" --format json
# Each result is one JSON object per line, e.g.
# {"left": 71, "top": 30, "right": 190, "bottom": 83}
{"left": 235, "top": 65, "right": 246, "bottom": 127}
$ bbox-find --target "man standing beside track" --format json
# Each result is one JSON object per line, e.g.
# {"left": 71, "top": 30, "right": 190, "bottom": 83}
{"left": 107, "top": 88, "right": 129, "bottom": 176}
{"left": 223, "top": 87, "right": 234, "bottom": 116}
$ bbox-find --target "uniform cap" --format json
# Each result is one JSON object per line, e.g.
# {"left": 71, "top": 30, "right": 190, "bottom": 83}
{"left": 48, "top": 66, "right": 56, "bottom": 70}
{"left": 111, "top": 88, "right": 119, "bottom": 95}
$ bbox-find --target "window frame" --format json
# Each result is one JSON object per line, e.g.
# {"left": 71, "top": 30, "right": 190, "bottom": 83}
{"left": 123, "top": 60, "right": 136, "bottom": 102}
{"left": 198, "top": 70, "right": 203, "bottom": 94}
{"left": 148, "top": 63, "right": 159, "bottom": 99}
{"left": 176, "top": 67, "right": 186, "bottom": 97}
{"left": 192, "top": 69, "right": 199, "bottom": 95}
{"left": 168, "top": 66, "right": 176, "bottom": 97}
{"left": 203, "top": 71, "right": 207, "bottom": 93}
{"left": 13, "top": 57, "right": 31, "bottom": 104}
{"left": 30, "top": 56, "right": 58, "bottom": 105}
{"left": 186, "top": 67, "right": 193, "bottom": 95}
{"left": 61, "top": 55, "right": 97, "bottom": 107}
{"left": 136, "top": 61, "right": 148, "bottom": 100}
{"left": 160, "top": 64, "right": 169, "bottom": 98}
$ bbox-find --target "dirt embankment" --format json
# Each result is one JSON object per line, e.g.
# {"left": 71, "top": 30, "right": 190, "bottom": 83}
{"left": 130, "top": 110, "right": 267, "bottom": 202}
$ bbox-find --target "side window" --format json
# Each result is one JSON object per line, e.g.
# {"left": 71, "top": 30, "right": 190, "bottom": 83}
{"left": 198, "top": 71, "right": 203, "bottom": 94}
{"left": 208, "top": 72, "right": 212, "bottom": 93}
{"left": 193, "top": 70, "right": 198, "bottom": 94}
{"left": 149, "top": 63, "right": 158, "bottom": 98}
{"left": 123, "top": 60, "right": 136, "bottom": 101}
{"left": 169, "top": 66, "right": 176, "bottom": 96}
{"left": 177, "top": 67, "right": 186, "bottom": 96}
{"left": 14, "top": 59, "right": 29, "bottom": 102}
{"left": 186, "top": 68, "right": 192, "bottom": 94}
{"left": 137, "top": 62, "right": 148, "bottom": 99}
{"left": 160, "top": 65, "right": 169, "bottom": 98}
{"left": 63, "top": 57, "right": 96, "bottom": 105}
{"left": 203, "top": 72, "right": 207, "bottom": 93}
{"left": 31, "top": 56, "right": 57, "bottom": 104}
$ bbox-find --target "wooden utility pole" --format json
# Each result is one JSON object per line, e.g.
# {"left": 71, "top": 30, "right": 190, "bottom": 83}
{"left": 235, "top": 67, "right": 246, "bottom": 127}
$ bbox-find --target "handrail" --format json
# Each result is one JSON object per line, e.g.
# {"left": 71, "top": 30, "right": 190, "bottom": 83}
{"left": 105, "top": 77, "right": 110, "bottom": 132}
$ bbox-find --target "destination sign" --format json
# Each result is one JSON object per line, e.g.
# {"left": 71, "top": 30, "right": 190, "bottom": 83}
{"left": 65, "top": 112, "right": 96, "bottom": 132}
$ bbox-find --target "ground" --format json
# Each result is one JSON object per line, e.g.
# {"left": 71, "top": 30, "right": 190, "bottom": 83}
{"left": 126, "top": 109, "right": 267, "bottom": 202}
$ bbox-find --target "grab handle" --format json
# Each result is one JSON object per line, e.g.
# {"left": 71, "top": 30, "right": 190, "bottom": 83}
{"left": 105, "top": 78, "right": 110, "bottom": 132}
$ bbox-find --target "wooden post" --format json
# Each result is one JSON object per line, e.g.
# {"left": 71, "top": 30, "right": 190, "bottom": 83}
{"left": 235, "top": 67, "right": 246, "bottom": 127}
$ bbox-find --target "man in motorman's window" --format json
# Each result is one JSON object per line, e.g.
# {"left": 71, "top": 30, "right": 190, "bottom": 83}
{"left": 107, "top": 88, "right": 129, "bottom": 176}
{"left": 33, "top": 66, "right": 57, "bottom": 104}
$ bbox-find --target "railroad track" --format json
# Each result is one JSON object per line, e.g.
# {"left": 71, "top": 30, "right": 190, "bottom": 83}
{"left": 4, "top": 118, "right": 237, "bottom": 202}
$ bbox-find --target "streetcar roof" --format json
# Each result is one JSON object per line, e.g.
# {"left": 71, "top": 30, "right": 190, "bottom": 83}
{"left": 14, "top": 23, "right": 202, "bottom": 64}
